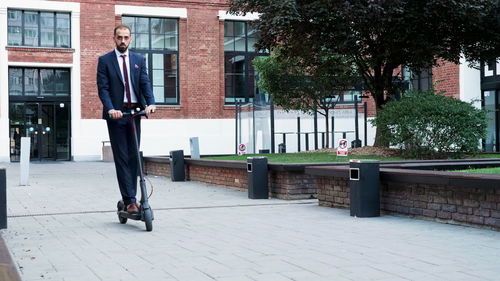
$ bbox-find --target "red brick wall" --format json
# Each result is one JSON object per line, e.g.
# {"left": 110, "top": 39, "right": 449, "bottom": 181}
{"left": 316, "top": 177, "right": 500, "bottom": 230}
{"left": 7, "top": 47, "right": 74, "bottom": 64}
{"left": 145, "top": 160, "right": 317, "bottom": 199}
{"left": 74, "top": 0, "right": 231, "bottom": 119}
{"left": 80, "top": 2, "right": 116, "bottom": 119}
{"left": 433, "top": 60, "right": 460, "bottom": 98}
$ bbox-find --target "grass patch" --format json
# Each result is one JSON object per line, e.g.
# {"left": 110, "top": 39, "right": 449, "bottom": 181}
{"left": 203, "top": 152, "right": 406, "bottom": 163}
{"left": 204, "top": 152, "right": 500, "bottom": 164}
{"left": 452, "top": 167, "right": 500, "bottom": 174}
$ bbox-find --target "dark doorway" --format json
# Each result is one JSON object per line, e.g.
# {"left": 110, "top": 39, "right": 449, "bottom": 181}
{"left": 9, "top": 102, "right": 70, "bottom": 161}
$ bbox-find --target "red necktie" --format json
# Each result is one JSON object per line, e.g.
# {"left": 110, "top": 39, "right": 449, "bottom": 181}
{"left": 120, "top": 54, "right": 132, "bottom": 107}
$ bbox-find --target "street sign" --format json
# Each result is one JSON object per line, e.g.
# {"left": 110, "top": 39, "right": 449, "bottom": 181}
{"left": 337, "top": 139, "right": 349, "bottom": 156}
{"left": 238, "top": 143, "right": 247, "bottom": 155}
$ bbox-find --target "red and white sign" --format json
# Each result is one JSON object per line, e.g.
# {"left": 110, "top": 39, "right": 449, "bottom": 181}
{"left": 237, "top": 143, "right": 247, "bottom": 155}
{"left": 337, "top": 139, "right": 349, "bottom": 156}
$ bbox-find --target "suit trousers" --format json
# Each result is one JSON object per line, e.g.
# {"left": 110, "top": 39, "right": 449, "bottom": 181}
{"left": 106, "top": 116, "right": 141, "bottom": 205}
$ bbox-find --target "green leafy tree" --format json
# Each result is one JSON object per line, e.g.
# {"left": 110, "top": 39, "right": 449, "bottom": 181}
{"left": 229, "top": 0, "right": 500, "bottom": 146}
{"left": 253, "top": 49, "right": 358, "bottom": 147}
{"left": 371, "top": 90, "right": 488, "bottom": 158}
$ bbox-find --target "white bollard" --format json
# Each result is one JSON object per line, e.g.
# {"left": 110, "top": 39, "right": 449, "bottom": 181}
{"left": 190, "top": 137, "right": 200, "bottom": 159}
{"left": 20, "top": 137, "right": 30, "bottom": 186}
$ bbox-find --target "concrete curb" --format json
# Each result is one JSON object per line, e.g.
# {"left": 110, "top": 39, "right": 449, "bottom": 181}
{"left": 0, "top": 235, "right": 21, "bottom": 281}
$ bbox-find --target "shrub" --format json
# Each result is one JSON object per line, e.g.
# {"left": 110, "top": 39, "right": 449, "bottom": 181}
{"left": 371, "top": 90, "right": 487, "bottom": 159}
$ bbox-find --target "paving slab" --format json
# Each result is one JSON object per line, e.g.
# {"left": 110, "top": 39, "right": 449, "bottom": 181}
{"left": 0, "top": 161, "right": 499, "bottom": 281}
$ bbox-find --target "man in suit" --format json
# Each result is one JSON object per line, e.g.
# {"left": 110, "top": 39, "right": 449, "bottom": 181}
{"left": 97, "top": 24, "right": 156, "bottom": 214}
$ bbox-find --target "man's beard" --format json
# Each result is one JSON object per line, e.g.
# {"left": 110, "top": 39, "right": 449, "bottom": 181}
{"left": 116, "top": 43, "right": 128, "bottom": 53}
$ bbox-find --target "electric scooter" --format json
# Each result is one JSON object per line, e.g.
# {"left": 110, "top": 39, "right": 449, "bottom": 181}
{"left": 116, "top": 109, "right": 154, "bottom": 232}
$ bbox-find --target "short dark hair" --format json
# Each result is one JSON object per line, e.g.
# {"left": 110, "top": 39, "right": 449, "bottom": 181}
{"left": 114, "top": 24, "right": 131, "bottom": 36}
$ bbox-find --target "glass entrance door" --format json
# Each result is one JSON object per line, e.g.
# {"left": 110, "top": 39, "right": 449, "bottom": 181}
{"left": 9, "top": 102, "right": 70, "bottom": 161}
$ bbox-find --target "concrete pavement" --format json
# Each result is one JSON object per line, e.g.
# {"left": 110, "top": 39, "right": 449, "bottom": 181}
{"left": 1, "top": 161, "right": 499, "bottom": 281}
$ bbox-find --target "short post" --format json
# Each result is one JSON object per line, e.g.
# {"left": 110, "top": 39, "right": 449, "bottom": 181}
{"left": 169, "top": 150, "right": 185, "bottom": 181}
{"left": 20, "top": 137, "right": 30, "bottom": 186}
{"left": 1, "top": 168, "right": 6, "bottom": 229}
{"left": 190, "top": 137, "right": 200, "bottom": 159}
{"left": 331, "top": 116, "right": 335, "bottom": 148}
{"left": 297, "top": 117, "right": 301, "bottom": 152}
{"left": 364, "top": 102, "right": 368, "bottom": 146}
{"left": 349, "top": 160, "right": 380, "bottom": 217}
{"left": 247, "top": 157, "right": 268, "bottom": 199}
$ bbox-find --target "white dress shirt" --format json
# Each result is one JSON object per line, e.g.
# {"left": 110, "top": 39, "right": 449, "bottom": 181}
{"left": 114, "top": 49, "right": 138, "bottom": 103}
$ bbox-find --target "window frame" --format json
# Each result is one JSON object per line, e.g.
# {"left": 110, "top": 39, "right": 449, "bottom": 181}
{"left": 7, "top": 9, "right": 71, "bottom": 48}
{"left": 8, "top": 67, "right": 71, "bottom": 102}
{"left": 123, "top": 16, "right": 180, "bottom": 105}
{"left": 224, "top": 20, "right": 268, "bottom": 105}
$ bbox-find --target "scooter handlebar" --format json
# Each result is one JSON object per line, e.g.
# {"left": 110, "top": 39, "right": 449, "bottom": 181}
{"left": 121, "top": 109, "right": 148, "bottom": 117}
{"left": 109, "top": 109, "right": 153, "bottom": 119}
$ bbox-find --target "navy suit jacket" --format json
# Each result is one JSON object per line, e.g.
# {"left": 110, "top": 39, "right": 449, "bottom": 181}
{"left": 97, "top": 50, "right": 155, "bottom": 119}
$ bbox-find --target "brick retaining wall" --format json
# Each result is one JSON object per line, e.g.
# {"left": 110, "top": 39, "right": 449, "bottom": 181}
{"left": 313, "top": 173, "right": 500, "bottom": 230}
{"left": 145, "top": 158, "right": 318, "bottom": 199}
{"left": 145, "top": 157, "right": 500, "bottom": 230}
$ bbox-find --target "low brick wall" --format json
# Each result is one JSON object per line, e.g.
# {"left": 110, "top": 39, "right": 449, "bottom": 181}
{"left": 145, "top": 156, "right": 500, "bottom": 230}
{"left": 309, "top": 166, "right": 500, "bottom": 230}
{"left": 144, "top": 157, "right": 321, "bottom": 199}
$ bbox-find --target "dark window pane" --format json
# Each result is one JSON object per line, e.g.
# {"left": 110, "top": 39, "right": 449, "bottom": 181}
{"left": 224, "top": 21, "right": 234, "bottom": 37}
{"left": 56, "top": 13, "right": 71, "bottom": 47}
{"left": 8, "top": 10, "right": 22, "bottom": 46}
{"left": 40, "top": 69, "right": 55, "bottom": 95}
{"left": 41, "top": 13, "right": 55, "bottom": 47}
{"left": 136, "top": 17, "right": 149, "bottom": 33}
{"left": 55, "top": 69, "right": 70, "bottom": 96}
{"left": 24, "top": 69, "right": 39, "bottom": 96}
{"left": 122, "top": 17, "right": 134, "bottom": 31}
{"left": 135, "top": 33, "right": 149, "bottom": 49}
{"left": 8, "top": 68, "right": 23, "bottom": 96}
{"left": 24, "top": 12, "right": 39, "bottom": 46}
{"left": 234, "top": 22, "right": 245, "bottom": 37}
{"left": 224, "top": 37, "right": 234, "bottom": 51}
{"left": 152, "top": 34, "right": 165, "bottom": 50}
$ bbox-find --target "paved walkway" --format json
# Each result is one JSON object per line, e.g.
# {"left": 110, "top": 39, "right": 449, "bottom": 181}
{"left": 1, "top": 161, "right": 499, "bottom": 281}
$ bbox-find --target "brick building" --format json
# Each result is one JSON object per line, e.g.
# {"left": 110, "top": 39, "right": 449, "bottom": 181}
{"left": 0, "top": 0, "right": 494, "bottom": 162}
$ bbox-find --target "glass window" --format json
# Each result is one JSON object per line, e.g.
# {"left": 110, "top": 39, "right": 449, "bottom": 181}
{"left": 123, "top": 16, "right": 179, "bottom": 104}
{"left": 7, "top": 10, "right": 22, "bottom": 46}
{"left": 8, "top": 9, "right": 71, "bottom": 48}
{"left": 9, "top": 67, "right": 70, "bottom": 97}
{"left": 224, "top": 21, "right": 268, "bottom": 104}
{"left": 8, "top": 69, "right": 23, "bottom": 96}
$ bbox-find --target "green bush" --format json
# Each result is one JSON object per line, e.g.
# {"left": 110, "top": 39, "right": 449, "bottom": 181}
{"left": 371, "top": 90, "right": 487, "bottom": 159}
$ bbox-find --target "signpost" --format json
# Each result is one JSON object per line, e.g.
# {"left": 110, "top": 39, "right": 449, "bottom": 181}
{"left": 238, "top": 143, "right": 247, "bottom": 155}
{"left": 337, "top": 139, "right": 349, "bottom": 156}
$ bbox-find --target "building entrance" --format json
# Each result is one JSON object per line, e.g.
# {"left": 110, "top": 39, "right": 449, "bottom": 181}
{"left": 9, "top": 102, "right": 70, "bottom": 161}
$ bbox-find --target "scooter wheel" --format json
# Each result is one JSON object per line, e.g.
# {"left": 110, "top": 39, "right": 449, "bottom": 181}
{"left": 119, "top": 216, "right": 128, "bottom": 224}
{"left": 144, "top": 208, "right": 153, "bottom": 232}
{"left": 117, "top": 200, "right": 127, "bottom": 224}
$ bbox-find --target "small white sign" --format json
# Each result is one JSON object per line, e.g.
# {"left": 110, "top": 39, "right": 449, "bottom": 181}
{"left": 237, "top": 143, "right": 247, "bottom": 155}
{"left": 337, "top": 139, "right": 349, "bottom": 156}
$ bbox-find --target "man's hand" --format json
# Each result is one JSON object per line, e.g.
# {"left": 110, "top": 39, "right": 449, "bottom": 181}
{"left": 108, "top": 109, "right": 123, "bottom": 119}
{"left": 145, "top": 105, "right": 156, "bottom": 118}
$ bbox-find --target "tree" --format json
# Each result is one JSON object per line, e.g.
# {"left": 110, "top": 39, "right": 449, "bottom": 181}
{"left": 253, "top": 49, "right": 359, "bottom": 148}
{"left": 229, "top": 0, "right": 500, "bottom": 146}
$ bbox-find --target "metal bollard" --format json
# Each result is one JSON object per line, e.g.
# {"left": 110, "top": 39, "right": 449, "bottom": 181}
{"left": 349, "top": 160, "right": 380, "bottom": 217}
{"left": 1, "top": 168, "right": 6, "bottom": 229}
{"left": 169, "top": 150, "right": 185, "bottom": 181}
{"left": 247, "top": 157, "right": 268, "bottom": 199}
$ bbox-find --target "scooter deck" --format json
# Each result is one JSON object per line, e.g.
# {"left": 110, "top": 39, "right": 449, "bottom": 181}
{"left": 117, "top": 210, "right": 142, "bottom": 221}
